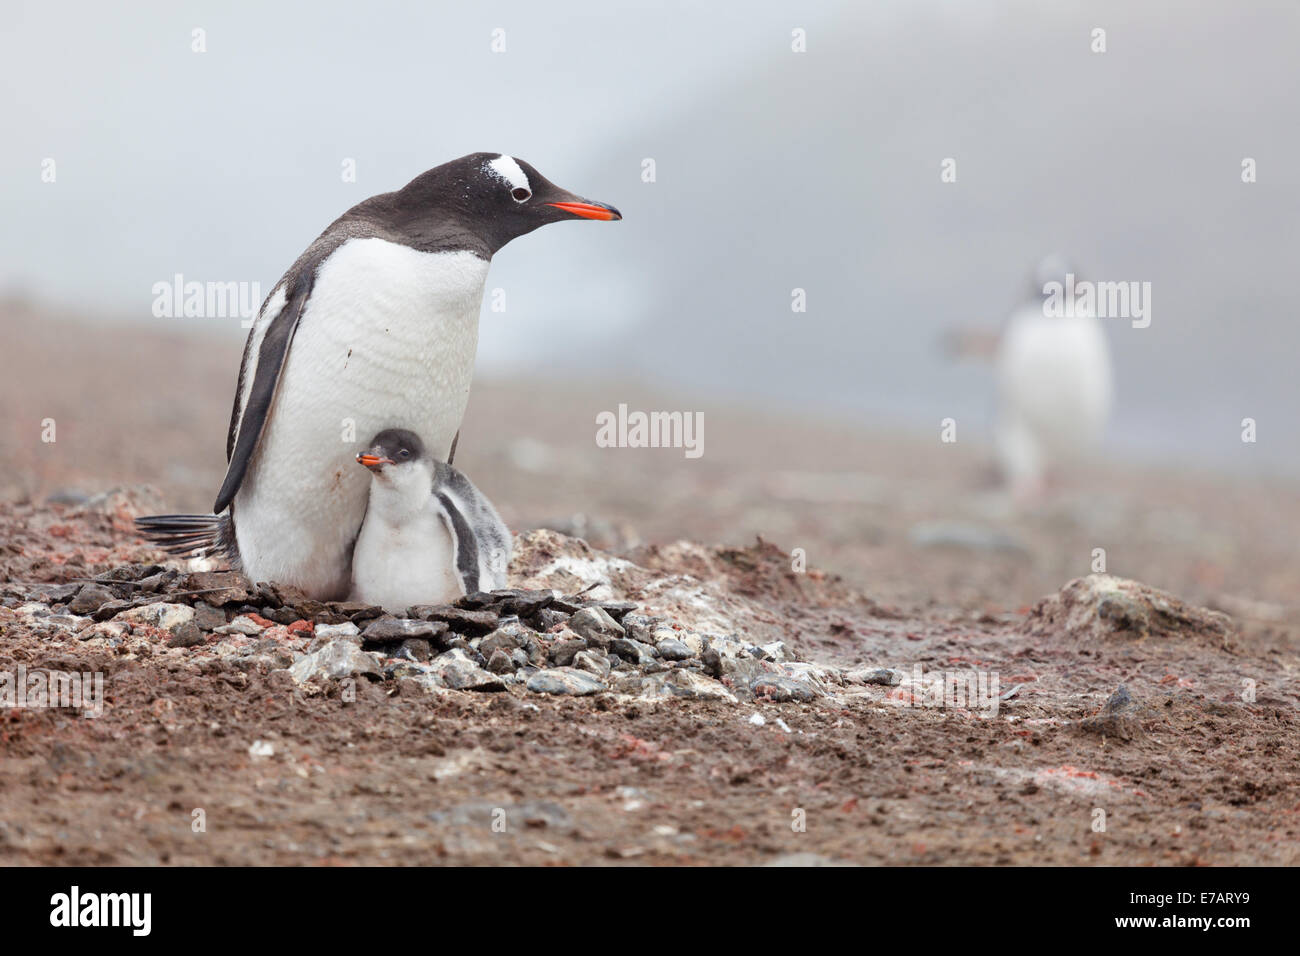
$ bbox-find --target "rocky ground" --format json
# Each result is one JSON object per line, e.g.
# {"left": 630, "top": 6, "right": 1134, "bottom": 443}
{"left": 0, "top": 488, "right": 1297, "bottom": 865}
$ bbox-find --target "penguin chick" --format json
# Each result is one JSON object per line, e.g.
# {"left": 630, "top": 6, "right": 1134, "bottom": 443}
{"left": 350, "top": 428, "right": 512, "bottom": 613}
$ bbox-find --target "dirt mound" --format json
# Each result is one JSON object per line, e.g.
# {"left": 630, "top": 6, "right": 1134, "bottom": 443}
{"left": 1023, "top": 574, "right": 1236, "bottom": 649}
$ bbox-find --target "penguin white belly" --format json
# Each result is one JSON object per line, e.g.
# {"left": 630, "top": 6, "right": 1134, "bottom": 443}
{"left": 232, "top": 238, "right": 489, "bottom": 597}
{"left": 350, "top": 501, "right": 463, "bottom": 613}
{"left": 994, "top": 309, "right": 1113, "bottom": 484}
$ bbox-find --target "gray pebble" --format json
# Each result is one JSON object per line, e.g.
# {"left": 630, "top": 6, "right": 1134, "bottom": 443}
{"left": 610, "top": 637, "right": 657, "bottom": 666}
{"left": 572, "top": 649, "right": 611, "bottom": 679}
{"left": 656, "top": 638, "right": 694, "bottom": 661}
{"left": 568, "top": 606, "right": 624, "bottom": 648}
{"left": 751, "top": 675, "right": 818, "bottom": 702}
{"left": 397, "top": 638, "right": 433, "bottom": 662}
{"left": 166, "top": 621, "right": 207, "bottom": 649}
{"left": 192, "top": 602, "right": 227, "bottom": 632}
{"left": 362, "top": 617, "right": 445, "bottom": 643}
{"left": 69, "top": 584, "right": 116, "bottom": 616}
{"left": 486, "top": 649, "right": 515, "bottom": 674}
{"left": 526, "top": 667, "right": 607, "bottom": 696}
{"left": 289, "top": 641, "right": 382, "bottom": 684}
{"left": 549, "top": 637, "right": 588, "bottom": 667}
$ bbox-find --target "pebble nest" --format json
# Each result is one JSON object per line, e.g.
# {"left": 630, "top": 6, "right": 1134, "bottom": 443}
{"left": 7, "top": 563, "right": 894, "bottom": 704}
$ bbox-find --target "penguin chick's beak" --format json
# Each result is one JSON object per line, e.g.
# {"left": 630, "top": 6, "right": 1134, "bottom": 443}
{"left": 547, "top": 199, "right": 622, "bottom": 221}
{"left": 356, "top": 453, "right": 394, "bottom": 470}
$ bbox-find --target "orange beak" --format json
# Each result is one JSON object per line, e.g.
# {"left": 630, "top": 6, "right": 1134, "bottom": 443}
{"left": 356, "top": 453, "right": 394, "bottom": 469}
{"left": 547, "top": 200, "right": 622, "bottom": 221}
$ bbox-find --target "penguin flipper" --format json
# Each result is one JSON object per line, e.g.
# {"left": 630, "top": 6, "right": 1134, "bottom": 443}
{"left": 436, "top": 490, "right": 481, "bottom": 595}
{"left": 213, "top": 268, "right": 317, "bottom": 514}
{"left": 437, "top": 466, "right": 513, "bottom": 592}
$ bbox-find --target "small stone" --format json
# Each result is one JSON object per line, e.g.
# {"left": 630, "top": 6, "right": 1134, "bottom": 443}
{"left": 610, "top": 637, "right": 657, "bottom": 666}
{"left": 314, "top": 621, "right": 361, "bottom": 643}
{"left": 92, "top": 600, "right": 132, "bottom": 622}
{"left": 568, "top": 606, "right": 624, "bottom": 648}
{"left": 69, "top": 584, "right": 117, "bottom": 615}
{"left": 707, "top": 636, "right": 750, "bottom": 658}
{"left": 663, "top": 627, "right": 706, "bottom": 656}
{"left": 620, "top": 614, "right": 658, "bottom": 643}
{"left": 479, "top": 628, "right": 521, "bottom": 657}
{"left": 783, "top": 661, "right": 842, "bottom": 690}
{"left": 656, "top": 638, "right": 694, "bottom": 661}
{"left": 115, "top": 602, "right": 196, "bottom": 633}
{"left": 492, "top": 620, "right": 546, "bottom": 664}
{"left": 324, "top": 601, "right": 386, "bottom": 624}
{"left": 407, "top": 604, "right": 500, "bottom": 632}
{"left": 526, "top": 667, "right": 607, "bottom": 696}
{"left": 548, "top": 636, "right": 588, "bottom": 667}
{"left": 79, "top": 621, "right": 129, "bottom": 643}
{"left": 136, "top": 571, "right": 172, "bottom": 594}
{"left": 288, "top": 640, "right": 382, "bottom": 684}
{"left": 424, "top": 650, "right": 507, "bottom": 691}
{"left": 845, "top": 666, "right": 903, "bottom": 686}
{"left": 361, "top": 616, "right": 445, "bottom": 645}
{"left": 267, "top": 606, "right": 301, "bottom": 625}
{"left": 486, "top": 649, "right": 515, "bottom": 674}
{"left": 588, "top": 600, "right": 638, "bottom": 621}
{"left": 752, "top": 675, "right": 818, "bottom": 702}
{"left": 456, "top": 591, "right": 499, "bottom": 609}
{"left": 1103, "top": 683, "right": 1133, "bottom": 714}
{"left": 572, "top": 649, "right": 611, "bottom": 679}
{"left": 397, "top": 638, "right": 433, "bottom": 662}
{"left": 531, "top": 607, "right": 570, "bottom": 631}
{"left": 288, "top": 599, "right": 330, "bottom": 622}
{"left": 105, "top": 563, "right": 163, "bottom": 582}
{"left": 1077, "top": 683, "right": 1144, "bottom": 740}
{"left": 628, "top": 669, "right": 737, "bottom": 703}
{"left": 167, "top": 621, "right": 207, "bottom": 648}
{"left": 215, "top": 614, "right": 268, "bottom": 636}
{"left": 461, "top": 588, "right": 555, "bottom": 617}
{"left": 384, "top": 661, "right": 428, "bottom": 681}
{"left": 192, "top": 602, "right": 227, "bottom": 631}
{"left": 180, "top": 571, "right": 252, "bottom": 606}
{"left": 718, "top": 655, "right": 775, "bottom": 685}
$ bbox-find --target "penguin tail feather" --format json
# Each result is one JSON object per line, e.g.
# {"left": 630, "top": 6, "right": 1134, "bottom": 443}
{"left": 135, "top": 513, "right": 239, "bottom": 564}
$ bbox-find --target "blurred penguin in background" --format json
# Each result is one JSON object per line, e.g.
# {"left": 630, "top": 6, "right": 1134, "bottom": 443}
{"left": 945, "top": 255, "right": 1114, "bottom": 500}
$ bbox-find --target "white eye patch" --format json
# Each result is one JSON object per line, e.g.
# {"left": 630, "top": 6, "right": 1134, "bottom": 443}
{"left": 484, "top": 154, "right": 530, "bottom": 193}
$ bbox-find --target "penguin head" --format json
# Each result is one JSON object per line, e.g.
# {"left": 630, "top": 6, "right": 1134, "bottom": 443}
{"left": 357, "top": 428, "right": 432, "bottom": 496}
{"left": 1031, "top": 254, "right": 1078, "bottom": 299}
{"left": 386, "top": 153, "right": 622, "bottom": 255}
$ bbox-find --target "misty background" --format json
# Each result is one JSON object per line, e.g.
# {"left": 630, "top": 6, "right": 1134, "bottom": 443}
{"left": 2, "top": 0, "right": 1297, "bottom": 474}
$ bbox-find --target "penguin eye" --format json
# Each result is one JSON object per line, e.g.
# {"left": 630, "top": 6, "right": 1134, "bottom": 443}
{"left": 511, "top": 187, "right": 531, "bottom": 203}
{"left": 399, "top": 448, "right": 411, "bottom": 459}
